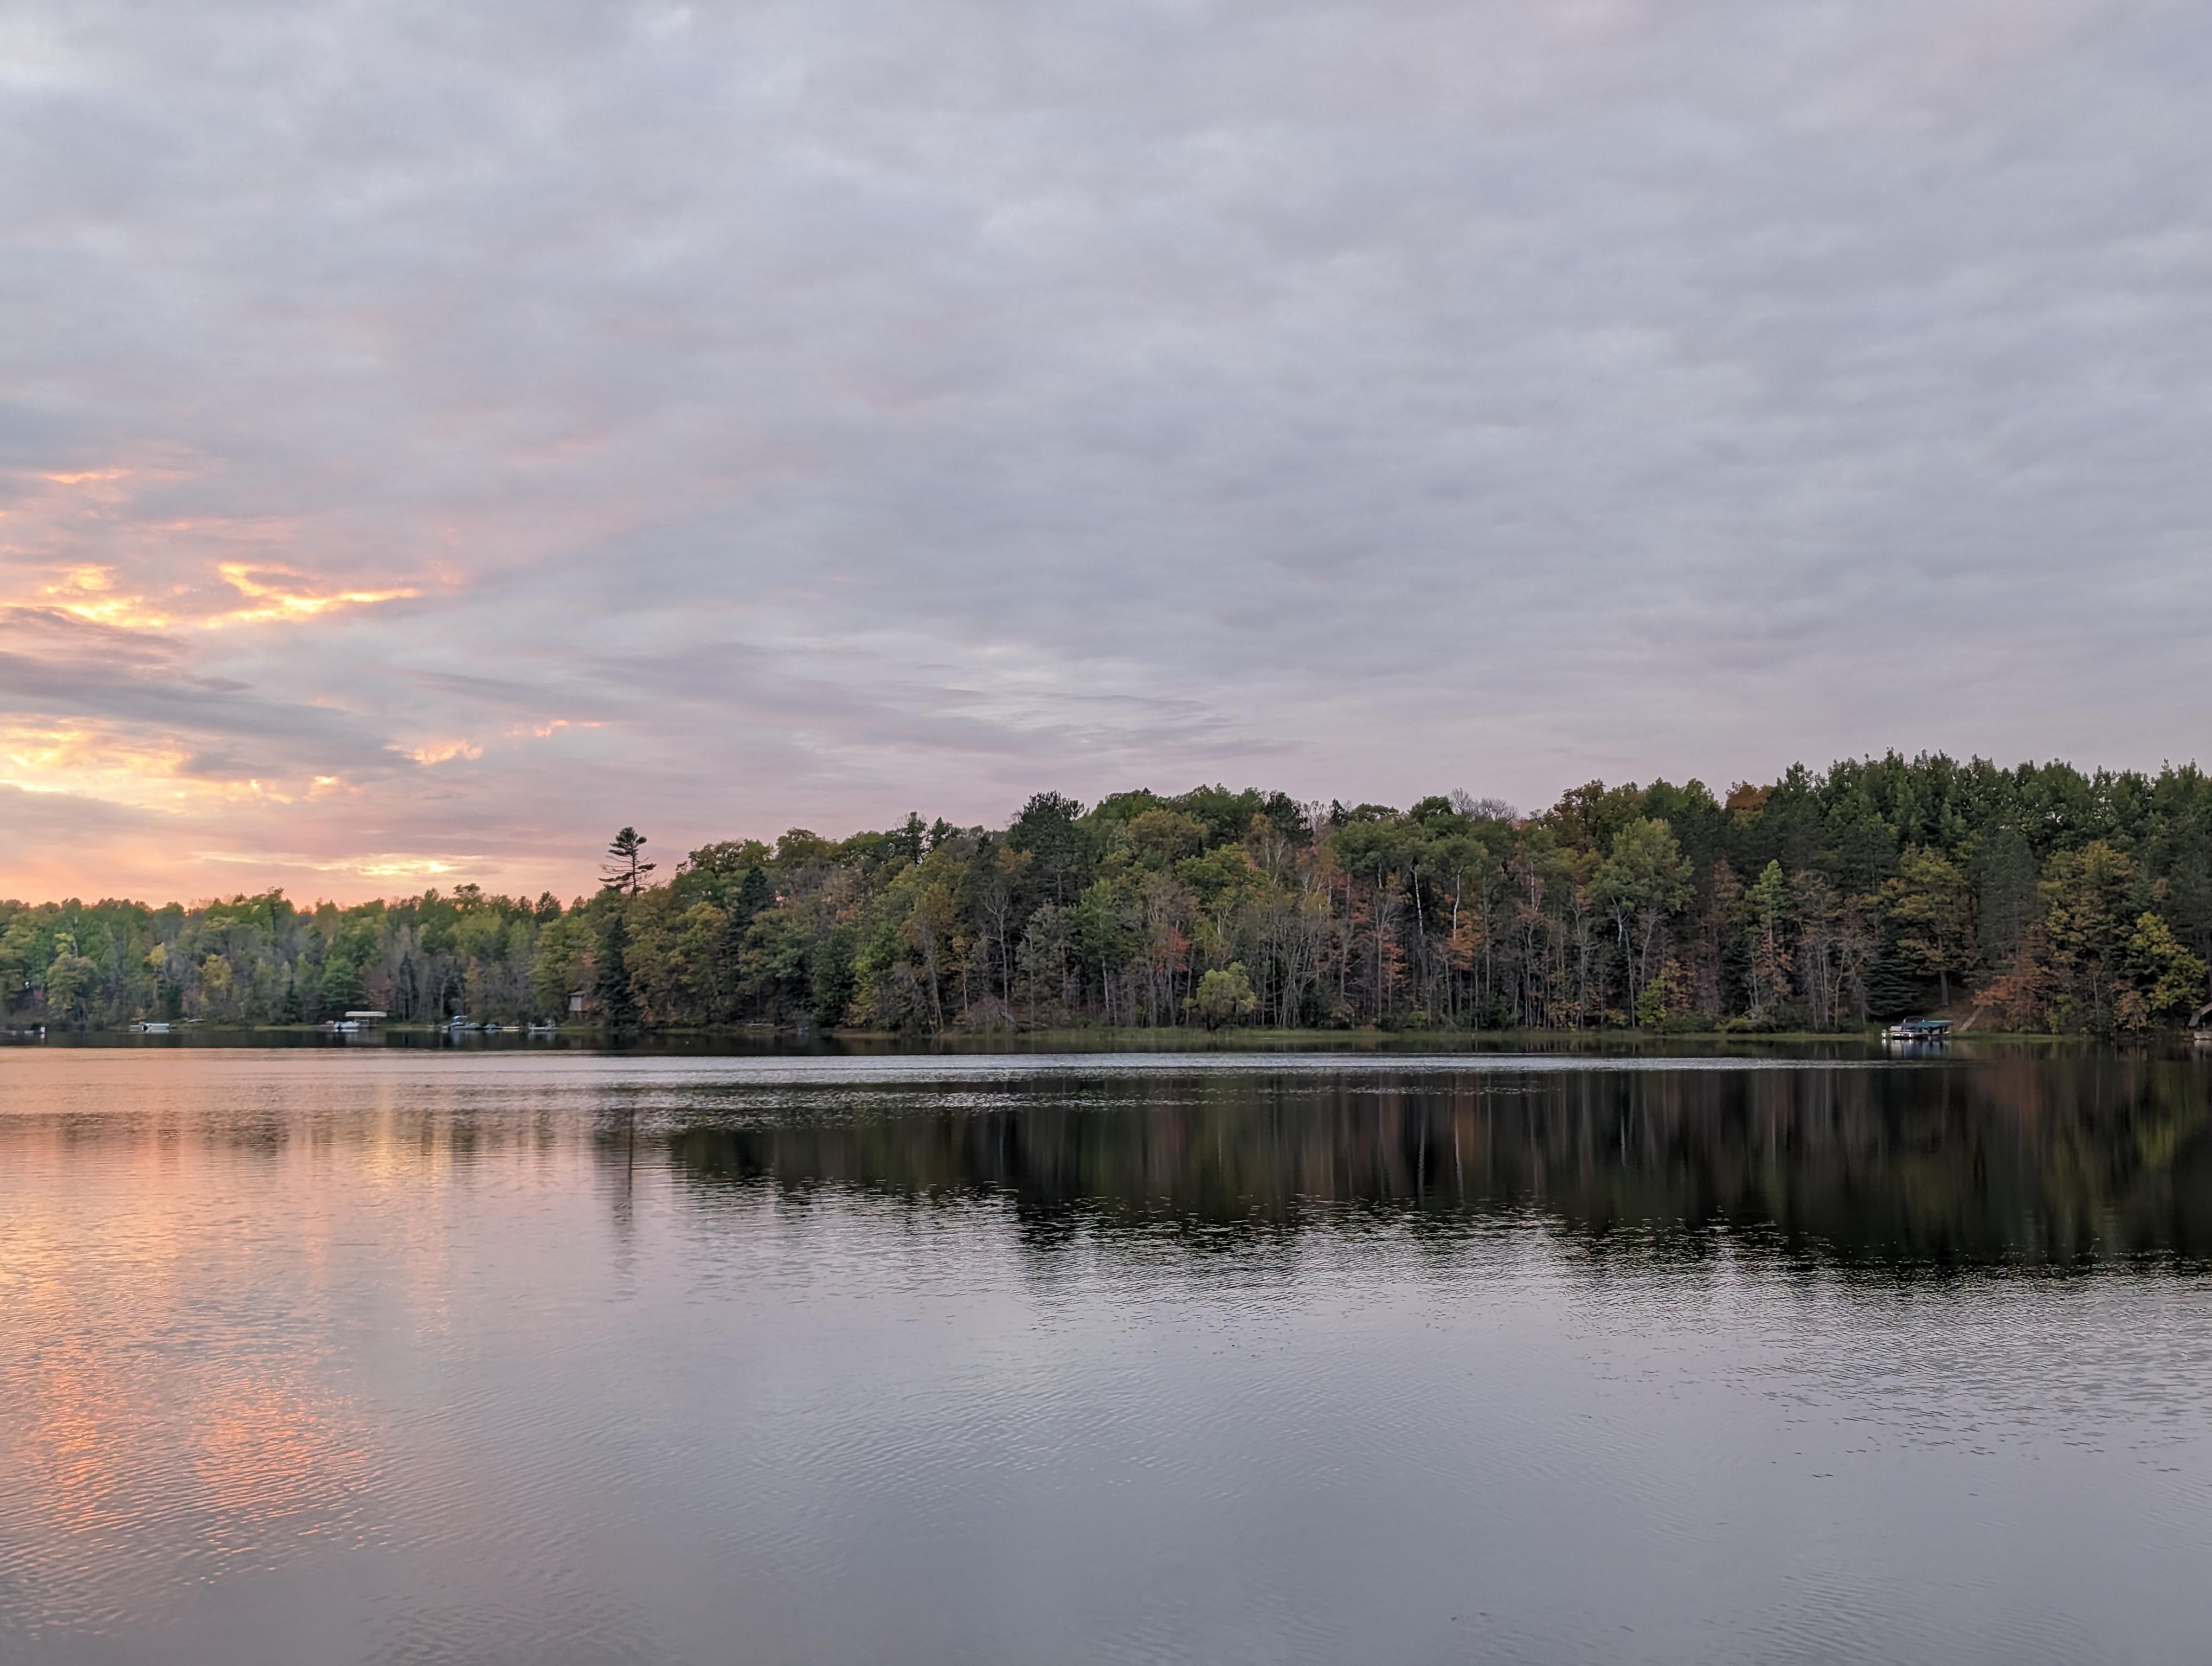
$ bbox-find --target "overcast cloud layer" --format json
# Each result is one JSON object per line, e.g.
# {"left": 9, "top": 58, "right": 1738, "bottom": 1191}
{"left": 3, "top": 0, "right": 2208, "bottom": 901}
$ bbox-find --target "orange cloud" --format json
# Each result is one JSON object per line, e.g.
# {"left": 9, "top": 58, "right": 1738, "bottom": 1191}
{"left": 35, "top": 566, "right": 174, "bottom": 629}
{"left": 351, "top": 855, "right": 461, "bottom": 878}
{"left": 0, "top": 723, "right": 197, "bottom": 803}
{"left": 190, "top": 849, "right": 466, "bottom": 880}
{"left": 0, "top": 726, "right": 321, "bottom": 813}
{"left": 407, "top": 739, "right": 482, "bottom": 766}
{"left": 209, "top": 563, "right": 419, "bottom": 627}
{"left": 12, "top": 556, "right": 422, "bottom": 634}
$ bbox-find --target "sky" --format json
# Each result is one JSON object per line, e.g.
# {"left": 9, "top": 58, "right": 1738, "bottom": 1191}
{"left": 3, "top": 0, "right": 2209, "bottom": 905}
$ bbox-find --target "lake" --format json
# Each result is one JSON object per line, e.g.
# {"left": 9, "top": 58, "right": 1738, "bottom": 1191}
{"left": 5, "top": 1044, "right": 2212, "bottom": 1663}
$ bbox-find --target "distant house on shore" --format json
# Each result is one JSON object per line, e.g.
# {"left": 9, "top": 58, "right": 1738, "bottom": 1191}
{"left": 568, "top": 990, "right": 593, "bottom": 1017}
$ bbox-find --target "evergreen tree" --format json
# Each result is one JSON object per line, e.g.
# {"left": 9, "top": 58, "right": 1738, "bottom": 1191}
{"left": 602, "top": 828, "right": 655, "bottom": 896}
{"left": 596, "top": 910, "right": 639, "bottom": 1036}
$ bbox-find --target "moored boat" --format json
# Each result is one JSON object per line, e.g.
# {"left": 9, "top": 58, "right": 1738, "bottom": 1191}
{"left": 1882, "top": 1017, "right": 1953, "bottom": 1044}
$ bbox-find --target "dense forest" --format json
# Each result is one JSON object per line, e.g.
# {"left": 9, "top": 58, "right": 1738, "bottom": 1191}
{"left": 6, "top": 754, "right": 2211, "bottom": 1037}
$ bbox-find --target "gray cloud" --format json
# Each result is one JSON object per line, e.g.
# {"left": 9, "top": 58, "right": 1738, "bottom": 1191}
{"left": 3, "top": 0, "right": 2209, "bottom": 895}
{"left": 0, "top": 607, "right": 402, "bottom": 779}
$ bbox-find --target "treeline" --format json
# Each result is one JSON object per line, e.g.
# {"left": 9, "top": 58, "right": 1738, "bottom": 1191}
{"left": 7, "top": 754, "right": 2212, "bottom": 1036}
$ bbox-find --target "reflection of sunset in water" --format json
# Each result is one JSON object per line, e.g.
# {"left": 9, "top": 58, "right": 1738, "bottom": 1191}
{"left": 192, "top": 1386, "right": 374, "bottom": 1556}
{"left": 0, "top": 1118, "right": 388, "bottom": 1624}
{"left": 0, "top": 1056, "right": 625, "bottom": 1639}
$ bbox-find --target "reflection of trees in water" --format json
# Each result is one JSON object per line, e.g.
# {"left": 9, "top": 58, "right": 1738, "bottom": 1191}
{"left": 667, "top": 1062, "right": 2212, "bottom": 1266}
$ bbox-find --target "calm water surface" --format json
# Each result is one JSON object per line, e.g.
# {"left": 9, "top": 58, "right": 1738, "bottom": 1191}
{"left": 5, "top": 1047, "right": 2212, "bottom": 1664}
